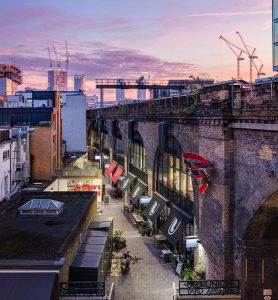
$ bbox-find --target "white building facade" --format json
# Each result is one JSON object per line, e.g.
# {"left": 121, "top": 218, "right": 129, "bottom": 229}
{"left": 61, "top": 93, "right": 87, "bottom": 153}
{"left": 0, "top": 127, "right": 31, "bottom": 202}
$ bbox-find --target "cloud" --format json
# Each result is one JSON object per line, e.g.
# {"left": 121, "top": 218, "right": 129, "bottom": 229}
{"left": 0, "top": 45, "right": 197, "bottom": 90}
{"left": 189, "top": 10, "right": 271, "bottom": 17}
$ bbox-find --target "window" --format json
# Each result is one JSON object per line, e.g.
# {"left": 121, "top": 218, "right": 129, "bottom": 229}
{"left": 129, "top": 137, "right": 146, "bottom": 172}
{"left": 3, "top": 150, "right": 10, "bottom": 161}
{"left": 4, "top": 175, "right": 8, "bottom": 194}
{"left": 114, "top": 137, "right": 124, "bottom": 155}
{"left": 156, "top": 135, "right": 193, "bottom": 198}
{"left": 102, "top": 133, "right": 109, "bottom": 149}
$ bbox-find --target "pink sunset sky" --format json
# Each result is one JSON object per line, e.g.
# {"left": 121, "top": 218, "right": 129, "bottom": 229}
{"left": 0, "top": 0, "right": 275, "bottom": 98}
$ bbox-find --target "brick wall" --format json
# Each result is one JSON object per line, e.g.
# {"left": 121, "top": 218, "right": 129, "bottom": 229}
{"left": 87, "top": 82, "right": 278, "bottom": 281}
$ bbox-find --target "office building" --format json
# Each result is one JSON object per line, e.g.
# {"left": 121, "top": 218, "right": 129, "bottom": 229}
{"left": 74, "top": 74, "right": 85, "bottom": 92}
{"left": 0, "top": 64, "right": 22, "bottom": 95}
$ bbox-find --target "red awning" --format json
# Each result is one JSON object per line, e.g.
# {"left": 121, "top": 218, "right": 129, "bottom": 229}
{"left": 111, "top": 167, "right": 124, "bottom": 183}
{"left": 105, "top": 162, "right": 117, "bottom": 176}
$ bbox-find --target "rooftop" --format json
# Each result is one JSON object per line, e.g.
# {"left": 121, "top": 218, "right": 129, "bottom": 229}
{"left": 0, "top": 191, "right": 96, "bottom": 260}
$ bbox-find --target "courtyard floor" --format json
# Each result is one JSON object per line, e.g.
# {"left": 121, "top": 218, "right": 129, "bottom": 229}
{"left": 100, "top": 181, "right": 179, "bottom": 300}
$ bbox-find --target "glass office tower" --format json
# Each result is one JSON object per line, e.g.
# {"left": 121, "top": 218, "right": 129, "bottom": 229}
{"left": 273, "top": 0, "right": 278, "bottom": 71}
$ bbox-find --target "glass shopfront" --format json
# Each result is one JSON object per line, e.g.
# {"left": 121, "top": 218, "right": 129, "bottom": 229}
{"left": 128, "top": 132, "right": 148, "bottom": 184}
{"left": 156, "top": 135, "right": 193, "bottom": 210}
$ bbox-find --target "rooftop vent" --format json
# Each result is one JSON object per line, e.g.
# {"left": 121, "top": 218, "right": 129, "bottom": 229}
{"left": 18, "top": 199, "right": 64, "bottom": 216}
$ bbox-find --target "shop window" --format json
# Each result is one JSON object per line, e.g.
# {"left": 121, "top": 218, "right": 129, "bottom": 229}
{"left": 129, "top": 134, "right": 147, "bottom": 172}
{"left": 156, "top": 135, "right": 193, "bottom": 199}
{"left": 114, "top": 137, "right": 124, "bottom": 155}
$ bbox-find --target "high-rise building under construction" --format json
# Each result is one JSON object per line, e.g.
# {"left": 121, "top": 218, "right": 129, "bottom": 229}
{"left": 48, "top": 69, "right": 67, "bottom": 91}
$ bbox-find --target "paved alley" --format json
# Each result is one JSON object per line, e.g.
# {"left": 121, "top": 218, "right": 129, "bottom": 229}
{"left": 100, "top": 184, "right": 179, "bottom": 300}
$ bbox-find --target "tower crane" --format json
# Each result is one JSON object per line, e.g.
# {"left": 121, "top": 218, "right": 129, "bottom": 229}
{"left": 236, "top": 31, "right": 264, "bottom": 82}
{"left": 47, "top": 47, "right": 53, "bottom": 70}
{"left": 65, "top": 40, "right": 69, "bottom": 89}
{"left": 52, "top": 44, "right": 61, "bottom": 69}
{"left": 219, "top": 35, "right": 245, "bottom": 79}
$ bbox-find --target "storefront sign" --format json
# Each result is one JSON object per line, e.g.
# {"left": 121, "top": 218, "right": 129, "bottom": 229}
{"left": 119, "top": 173, "right": 136, "bottom": 192}
{"left": 264, "top": 290, "right": 272, "bottom": 296}
{"left": 73, "top": 184, "right": 101, "bottom": 196}
{"left": 105, "top": 162, "right": 117, "bottom": 176}
{"left": 185, "top": 236, "right": 199, "bottom": 248}
{"left": 111, "top": 166, "right": 124, "bottom": 183}
{"left": 161, "top": 205, "right": 192, "bottom": 245}
{"left": 143, "top": 192, "right": 168, "bottom": 222}
{"left": 129, "top": 180, "right": 147, "bottom": 204}
{"left": 182, "top": 152, "right": 213, "bottom": 194}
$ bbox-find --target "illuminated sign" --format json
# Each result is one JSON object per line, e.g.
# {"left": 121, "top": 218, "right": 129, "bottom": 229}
{"left": 105, "top": 162, "right": 117, "bottom": 176}
{"left": 111, "top": 166, "right": 124, "bottom": 183}
{"left": 73, "top": 184, "right": 101, "bottom": 196}
{"left": 182, "top": 152, "right": 213, "bottom": 194}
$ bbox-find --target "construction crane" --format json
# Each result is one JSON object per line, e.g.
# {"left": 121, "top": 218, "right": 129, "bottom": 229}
{"left": 65, "top": 40, "right": 69, "bottom": 89}
{"left": 219, "top": 35, "right": 245, "bottom": 79}
{"left": 52, "top": 44, "right": 61, "bottom": 69}
{"left": 47, "top": 47, "right": 53, "bottom": 70}
{"left": 235, "top": 31, "right": 264, "bottom": 82}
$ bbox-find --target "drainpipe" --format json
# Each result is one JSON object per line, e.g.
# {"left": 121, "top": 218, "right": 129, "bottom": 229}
{"left": 9, "top": 141, "right": 12, "bottom": 194}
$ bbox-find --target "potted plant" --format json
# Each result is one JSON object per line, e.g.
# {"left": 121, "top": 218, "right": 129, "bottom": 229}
{"left": 112, "top": 229, "right": 127, "bottom": 250}
{"left": 181, "top": 267, "right": 196, "bottom": 281}
{"left": 138, "top": 221, "right": 152, "bottom": 236}
{"left": 195, "top": 263, "right": 206, "bottom": 280}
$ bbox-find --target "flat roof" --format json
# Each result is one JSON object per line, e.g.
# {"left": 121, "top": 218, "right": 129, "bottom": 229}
{"left": 0, "top": 191, "right": 96, "bottom": 260}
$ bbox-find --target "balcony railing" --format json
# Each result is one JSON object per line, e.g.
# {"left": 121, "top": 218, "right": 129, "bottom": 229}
{"left": 113, "top": 153, "right": 125, "bottom": 167}
{"left": 129, "top": 163, "right": 148, "bottom": 184}
{"left": 156, "top": 180, "right": 193, "bottom": 215}
{"left": 178, "top": 280, "right": 240, "bottom": 296}
{"left": 60, "top": 281, "right": 105, "bottom": 297}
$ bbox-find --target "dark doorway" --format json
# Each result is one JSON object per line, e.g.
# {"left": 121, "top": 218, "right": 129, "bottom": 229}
{"left": 243, "top": 191, "right": 278, "bottom": 300}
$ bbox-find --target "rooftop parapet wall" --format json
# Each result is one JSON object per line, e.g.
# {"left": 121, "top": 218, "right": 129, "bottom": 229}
{"left": 88, "top": 82, "right": 278, "bottom": 123}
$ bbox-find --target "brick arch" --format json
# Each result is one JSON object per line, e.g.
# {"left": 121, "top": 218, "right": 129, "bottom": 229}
{"left": 136, "top": 122, "right": 159, "bottom": 172}
{"left": 117, "top": 120, "right": 129, "bottom": 156}
{"left": 233, "top": 170, "right": 278, "bottom": 244}
{"left": 244, "top": 189, "right": 278, "bottom": 240}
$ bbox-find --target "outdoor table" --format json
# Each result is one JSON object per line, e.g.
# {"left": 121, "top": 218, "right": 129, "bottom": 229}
{"left": 130, "top": 213, "right": 144, "bottom": 224}
{"left": 161, "top": 249, "right": 172, "bottom": 255}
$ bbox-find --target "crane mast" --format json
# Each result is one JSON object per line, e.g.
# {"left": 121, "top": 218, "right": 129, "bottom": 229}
{"left": 219, "top": 35, "right": 245, "bottom": 79}
{"left": 47, "top": 47, "right": 53, "bottom": 69}
{"left": 236, "top": 31, "right": 259, "bottom": 82}
{"left": 52, "top": 44, "right": 61, "bottom": 69}
{"left": 65, "top": 40, "right": 70, "bottom": 90}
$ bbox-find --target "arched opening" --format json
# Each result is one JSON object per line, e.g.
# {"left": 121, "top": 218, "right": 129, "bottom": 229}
{"left": 243, "top": 190, "right": 278, "bottom": 300}
{"left": 128, "top": 130, "right": 147, "bottom": 184}
{"left": 153, "top": 134, "right": 194, "bottom": 265}
{"left": 112, "top": 121, "right": 124, "bottom": 167}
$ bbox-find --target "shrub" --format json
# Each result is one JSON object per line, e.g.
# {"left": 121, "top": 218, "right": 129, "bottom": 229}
{"left": 138, "top": 221, "right": 152, "bottom": 236}
{"left": 181, "top": 268, "right": 196, "bottom": 281}
{"left": 113, "top": 229, "right": 127, "bottom": 251}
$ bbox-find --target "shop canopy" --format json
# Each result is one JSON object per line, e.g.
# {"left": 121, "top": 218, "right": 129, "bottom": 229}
{"left": 105, "top": 162, "right": 117, "bottom": 176}
{"left": 119, "top": 173, "right": 136, "bottom": 192}
{"left": 161, "top": 205, "right": 193, "bottom": 245}
{"left": 129, "top": 180, "right": 147, "bottom": 204}
{"left": 111, "top": 166, "right": 124, "bottom": 183}
{"left": 143, "top": 192, "right": 168, "bottom": 222}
